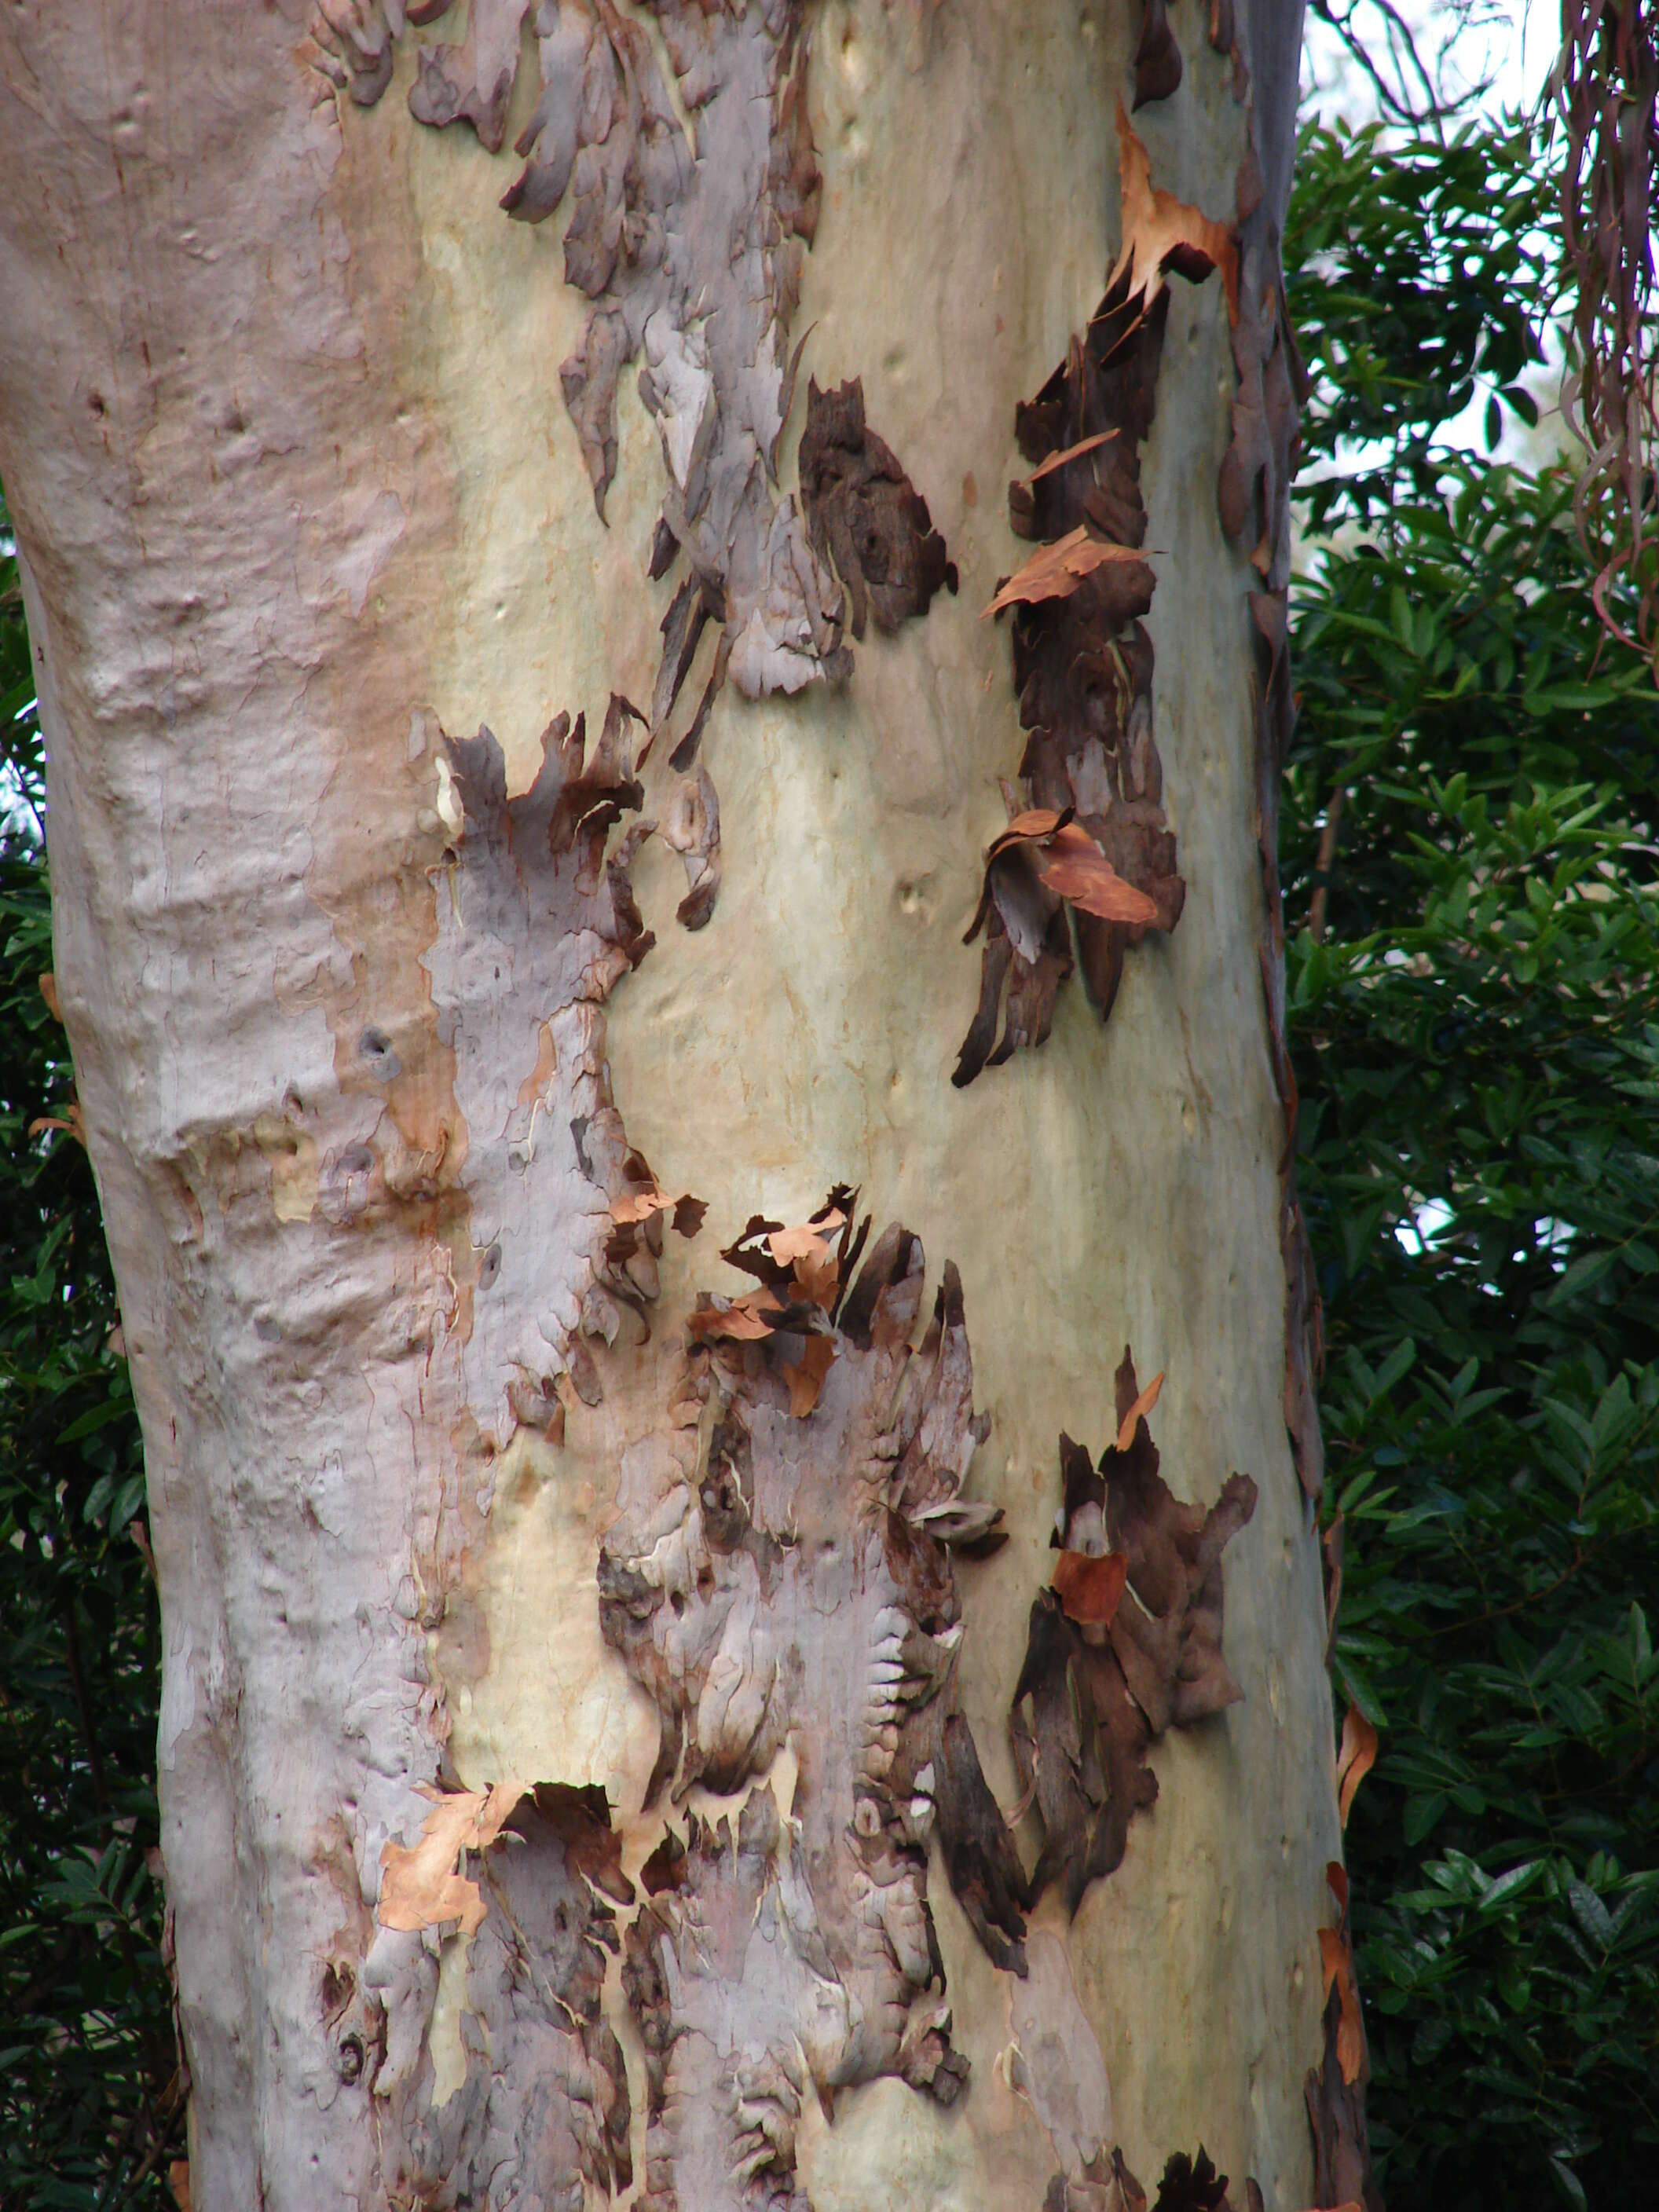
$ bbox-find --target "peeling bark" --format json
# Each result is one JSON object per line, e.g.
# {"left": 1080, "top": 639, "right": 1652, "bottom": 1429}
{"left": 427, "top": 698, "right": 701, "bottom": 1446}
{"left": 1304, "top": 1866, "right": 1382, "bottom": 2212}
{"left": 1011, "top": 1350, "right": 1256, "bottom": 1914}
{"left": 955, "top": 104, "right": 1235, "bottom": 1084}
{"left": 407, "top": 1783, "right": 636, "bottom": 2210}
{"left": 798, "top": 375, "right": 958, "bottom": 639}
{"left": 599, "top": 1211, "right": 1025, "bottom": 2205}
{"left": 337, "top": 0, "right": 848, "bottom": 722}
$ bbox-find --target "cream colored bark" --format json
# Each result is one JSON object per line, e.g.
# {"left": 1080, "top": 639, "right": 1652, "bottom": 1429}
{"left": 0, "top": 4, "right": 1336, "bottom": 2210}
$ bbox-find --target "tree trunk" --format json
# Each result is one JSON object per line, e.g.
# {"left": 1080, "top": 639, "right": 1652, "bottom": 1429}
{"left": 0, "top": 4, "right": 1361, "bottom": 2208}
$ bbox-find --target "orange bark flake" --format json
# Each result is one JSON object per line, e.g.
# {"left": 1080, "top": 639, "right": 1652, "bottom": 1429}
{"left": 982, "top": 525, "right": 1152, "bottom": 617}
{"left": 1109, "top": 95, "right": 1240, "bottom": 324}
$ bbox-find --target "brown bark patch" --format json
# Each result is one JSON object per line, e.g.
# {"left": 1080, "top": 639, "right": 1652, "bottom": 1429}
{"left": 799, "top": 375, "right": 959, "bottom": 641}
{"left": 1132, "top": 0, "right": 1184, "bottom": 109}
{"left": 1011, "top": 1350, "right": 1255, "bottom": 1914}
{"left": 600, "top": 1204, "right": 1029, "bottom": 2207}
{"left": 1305, "top": 1864, "right": 1384, "bottom": 2211}
{"left": 956, "top": 104, "right": 1235, "bottom": 1084}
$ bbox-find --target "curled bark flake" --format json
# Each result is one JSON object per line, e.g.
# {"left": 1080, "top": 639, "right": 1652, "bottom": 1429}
{"left": 1335, "top": 1705, "right": 1377, "bottom": 1830}
{"left": 423, "top": 704, "right": 684, "bottom": 1445}
{"left": 958, "top": 103, "right": 1222, "bottom": 1083}
{"left": 658, "top": 765, "right": 723, "bottom": 932}
{"left": 378, "top": 1778, "right": 529, "bottom": 1939}
{"left": 1132, "top": 0, "right": 1184, "bottom": 109}
{"left": 1305, "top": 1863, "right": 1383, "bottom": 2212}
{"left": 983, "top": 529, "right": 1153, "bottom": 620}
{"left": 799, "top": 375, "right": 958, "bottom": 640}
{"left": 600, "top": 1212, "right": 1025, "bottom": 2207}
{"left": 1108, "top": 97, "right": 1238, "bottom": 326}
{"left": 1011, "top": 1350, "right": 1255, "bottom": 1915}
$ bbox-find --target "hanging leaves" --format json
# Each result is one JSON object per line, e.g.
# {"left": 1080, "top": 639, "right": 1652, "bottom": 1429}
{"left": 1555, "top": 1, "right": 1659, "bottom": 665}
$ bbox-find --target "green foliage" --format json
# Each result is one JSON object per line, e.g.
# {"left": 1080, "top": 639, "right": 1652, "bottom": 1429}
{"left": 0, "top": 500, "right": 180, "bottom": 2202}
{"left": 1287, "top": 116, "right": 1551, "bottom": 530}
{"left": 1287, "top": 115, "right": 1659, "bottom": 2212}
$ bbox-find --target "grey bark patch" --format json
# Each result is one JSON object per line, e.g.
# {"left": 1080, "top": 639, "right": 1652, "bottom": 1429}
{"left": 600, "top": 1211, "right": 1026, "bottom": 2207}
{"left": 421, "top": 698, "right": 701, "bottom": 1449}
{"left": 412, "top": 1783, "right": 636, "bottom": 2210}
{"left": 1011, "top": 1350, "right": 1255, "bottom": 1917}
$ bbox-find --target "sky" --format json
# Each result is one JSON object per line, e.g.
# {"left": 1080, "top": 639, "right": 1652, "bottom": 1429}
{"left": 1302, "top": 0, "right": 1557, "bottom": 125}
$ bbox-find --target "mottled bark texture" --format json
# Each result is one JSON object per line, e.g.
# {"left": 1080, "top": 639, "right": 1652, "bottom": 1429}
{"left": 0, "top": 4, "right": 1350, "bottom": 2210}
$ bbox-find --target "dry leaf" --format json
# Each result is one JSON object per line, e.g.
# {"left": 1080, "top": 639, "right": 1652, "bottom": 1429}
{"left": 1108, "top": 96, "right": 1239, "bottom": 324}
{"left": 1115, "top": 1367, "right": 1166, "bottom": 1452}
{"left": 379, "top": 1779, "right": 529, "bottom": 1938}
{"left": 1052, "top": 1547, "right": 1130, "bottom": 1627}
{"left": 1335, "top": 1706, "right": 1378, "bottom": 1829}
{"left": 38, "top": 971, "right": 62, "bottom": 1024}
{"left": 167, "top": 2159, "right": 192, "bottom": 2212}
{"left": 983, "top": 526, "right": 1152, "bottom": 617}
